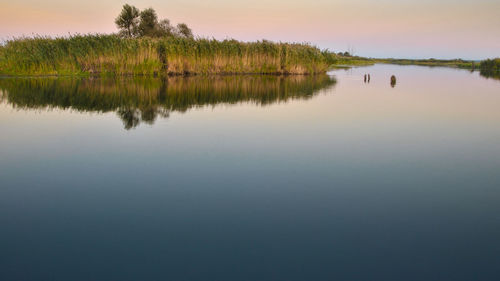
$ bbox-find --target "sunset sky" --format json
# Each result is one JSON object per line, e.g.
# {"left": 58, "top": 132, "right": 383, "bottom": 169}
{"left": 0, "top": 0, "right": 499, "bottom": 59}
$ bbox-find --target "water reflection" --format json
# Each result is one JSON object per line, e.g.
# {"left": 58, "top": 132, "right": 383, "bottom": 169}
{"left": 479, "top": 70, "right": 500, "bottom": 80}
{"left": 0, "top": 75, "right": 335, "bottom": 129}
{"left": 1, "top": 65, "right": 500, "bottom": 281}
{"left": 390, "top": 75, "right": 397, "bottom": 88}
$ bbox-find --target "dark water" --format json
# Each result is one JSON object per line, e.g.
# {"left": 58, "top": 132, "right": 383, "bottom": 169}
{"left": 1, "top": 65, "right": 499, "bottom": 281}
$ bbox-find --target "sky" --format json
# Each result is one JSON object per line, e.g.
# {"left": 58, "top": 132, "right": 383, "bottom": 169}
{"left": 0, "top": 0, "right": 499, "bottom": 59}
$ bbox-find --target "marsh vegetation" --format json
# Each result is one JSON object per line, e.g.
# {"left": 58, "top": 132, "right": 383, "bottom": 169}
{"left": 0, "top": 35, "right": 338, "bottom": 76}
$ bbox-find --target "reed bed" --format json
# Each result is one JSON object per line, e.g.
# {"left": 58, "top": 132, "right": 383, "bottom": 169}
{"left": 0, "top": 34, "right": 336, "bottom": 76}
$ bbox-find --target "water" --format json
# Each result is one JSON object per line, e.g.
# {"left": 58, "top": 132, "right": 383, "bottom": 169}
{"left": 1, "top": 65, "right": 499, "bottom": 281}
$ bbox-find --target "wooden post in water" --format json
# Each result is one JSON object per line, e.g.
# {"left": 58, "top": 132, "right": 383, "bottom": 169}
{"left": 390, "top": 75, "right": 397, "bottom": 88}
{"left": 368, "top": 74, "right": 371, "bottom": 83}
{"left": 364, "top": 74, "right": 367, "bottom": 83}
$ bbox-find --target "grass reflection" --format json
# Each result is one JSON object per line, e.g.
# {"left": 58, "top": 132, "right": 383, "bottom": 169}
{"left": 0, "top": 75, "right": 336, "bottom": 129}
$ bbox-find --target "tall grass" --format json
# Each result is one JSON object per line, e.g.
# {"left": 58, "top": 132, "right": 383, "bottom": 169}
{"left": 0, "top": 34, "right": 337, "bottom": 76}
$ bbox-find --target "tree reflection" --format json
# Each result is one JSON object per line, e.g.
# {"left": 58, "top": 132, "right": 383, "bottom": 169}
{"left": 117, "top": 107, "right": 141, "bottom": 130}
{"left": 479, "top": 71, "right": 500, "bottom": 81}
{"left": 0, "top": 75, "right": 336, "bottom": 130}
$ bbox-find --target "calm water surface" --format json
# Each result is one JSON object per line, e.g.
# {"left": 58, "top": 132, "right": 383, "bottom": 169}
{"left": 1, "top": 65, "right": 499, "bottom": 280}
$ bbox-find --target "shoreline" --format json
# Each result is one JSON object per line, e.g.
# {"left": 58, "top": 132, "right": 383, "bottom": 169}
{"left": 0, "top": 72, "right": 323, "bottom": 78}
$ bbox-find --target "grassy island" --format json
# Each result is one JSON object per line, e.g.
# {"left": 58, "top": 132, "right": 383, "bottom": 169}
{"left": 0, "top": 35, "right": 337, "bottom": 76}
{"left": 0, "top": 4, "right": 336, "bottom": 76}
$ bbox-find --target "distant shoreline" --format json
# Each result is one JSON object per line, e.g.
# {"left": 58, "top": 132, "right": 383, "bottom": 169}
{"left": 331, "top": 57, "right": 477, "bottom": 69}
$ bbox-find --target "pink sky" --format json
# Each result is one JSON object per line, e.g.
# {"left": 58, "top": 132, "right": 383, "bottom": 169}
{"left": 1, "top": 0, "right": 499, "bottom": 59}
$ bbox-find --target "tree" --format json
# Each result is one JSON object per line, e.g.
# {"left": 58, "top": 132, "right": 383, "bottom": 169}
{"left": 115, "top": 4, "right": 140, "bottom": 37}
{"left": 175, "top": 23, "right": 193, "bottom": 39}
{"left": 158, "top": 19, "right": 174, "bottom": 37}
{"left": 138, "top": 8, "right": 159, "bottom": 37}
{"left": 116, "top": 5, "right": 195, "bottom": 39}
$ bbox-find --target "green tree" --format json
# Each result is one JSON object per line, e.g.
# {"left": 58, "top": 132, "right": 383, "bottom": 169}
{"left": 175, "top": 23, "right": 193, "bottom": 39}
{"left": 115, "top": 4, "right": 140, "bottom": 37}
{"left": 138, "top": 8, "right": 159, "bottom": 37}
{"left": 158, "top": 19, "right": 174, "bottom": 37}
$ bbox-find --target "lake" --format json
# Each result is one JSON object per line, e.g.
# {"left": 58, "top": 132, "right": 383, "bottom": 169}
{"left": 1, "top": 65, "right": 499, "bottom": 280}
